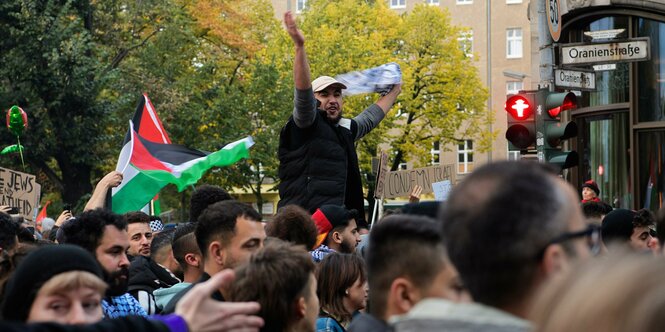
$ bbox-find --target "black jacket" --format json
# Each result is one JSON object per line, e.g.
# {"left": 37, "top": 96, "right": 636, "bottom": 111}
{"left": 278, "top": 110, "right": 365, "bottom": 224}
{"left": 128, "top": 256, "right": 180, "bottom": 314}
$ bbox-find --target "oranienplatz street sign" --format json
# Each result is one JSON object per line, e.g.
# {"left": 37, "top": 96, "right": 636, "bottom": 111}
{"left": 555, "top": 69, "right": 596, "bottom": 91}
{"left": 560, "top": 38, "right": 650, "bottom": 66}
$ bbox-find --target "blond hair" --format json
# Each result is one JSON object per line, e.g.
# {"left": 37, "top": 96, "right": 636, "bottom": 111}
{"left": 37, "top": 271, "right": 107, "bottom": 297}
{"left": 530, "top": 251, "right": 665, "bottom": 332}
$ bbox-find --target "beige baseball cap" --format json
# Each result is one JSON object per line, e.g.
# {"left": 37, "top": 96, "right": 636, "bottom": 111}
{"left": 312, "top": 76, "right": 347, "bottom": 92}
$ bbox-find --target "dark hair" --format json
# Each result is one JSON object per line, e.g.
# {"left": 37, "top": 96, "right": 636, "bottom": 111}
{"left": 657, "top": 207, "right": 665, "bottom": 247}
{"left": 633, "top": 209, "right": 656, "bottom": 228}
{"left": 0, "top": 214, "right": 19, "bottom": 253}
{"left": 150, "top": 228, "right": 176, "bottom": 259}
{"left": 367, "top": 214, "right": 446, "bottom": 318}
{"left": 441, "top": 161, "right": 569, "bottom": 309}
{"left": 316, "top": 253, "right": 366, "bottom": 322}
{"left": 230, "top": 240, "right": 315, "bottom": 332}
{"left": 195, "top": 201, "right": 261, "bottom": 258}
{"left": 172, "top": 223, "right": 199, "bottom": 269}
{"left": 582, "top": 201, "right": 613, "bottom": 219}
{"left": 189, "top": 185, "right": 232, "bottom": 222}
{"left": 61, "top": 208, "right": 128, "bottom": 253}
{"left": 124, "top": 211, "right": 150, "bottom": 225}
{"left": 266, "top": 205, "right": 317, "bottom": 250}
{"left": 16, "top": 227, "right": 35, "bottom": 244}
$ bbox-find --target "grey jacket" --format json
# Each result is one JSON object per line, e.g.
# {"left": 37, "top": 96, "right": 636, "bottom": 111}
{"left": 391, "top": 299, "right": 531, "bottom": 332}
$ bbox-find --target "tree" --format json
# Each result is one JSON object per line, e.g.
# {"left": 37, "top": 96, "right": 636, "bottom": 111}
{"left": 0, "top": 0, "right": 108, "bottom": 204}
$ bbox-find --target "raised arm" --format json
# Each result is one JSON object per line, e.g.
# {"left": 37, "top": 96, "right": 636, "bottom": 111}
{"left": 84, "top": 171, "right": 123, "bottom": 211}
{"left": 284, "top": 11, "right": 317, "bottom": 128}
{"left": 353, "top": 83, "right": 402, "bottom": 140}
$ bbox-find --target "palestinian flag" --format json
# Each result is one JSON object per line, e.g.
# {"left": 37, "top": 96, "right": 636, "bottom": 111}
{"left": 118, "top": 94, "right": 172, "bottom": 214}
{"left": 112, "top": 121, "right": 253, "bottom": 213}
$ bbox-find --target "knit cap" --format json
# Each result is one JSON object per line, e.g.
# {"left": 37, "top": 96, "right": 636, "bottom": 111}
{"left": 582, "top": 180, "right": 600, "bottom": 196}
{"left": 0, "top": 244, "right": 103, "bottom": 322}
{"left": 601, "top": 209, "right": 636, "bottom": 245}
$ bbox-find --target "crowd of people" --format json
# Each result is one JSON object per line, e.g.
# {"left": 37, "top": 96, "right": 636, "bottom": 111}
{"left": 1, "top": 10, "right": 665, "bottom": 332}
{"left": 2, "top": 159, "right": 665, "bottom": 332}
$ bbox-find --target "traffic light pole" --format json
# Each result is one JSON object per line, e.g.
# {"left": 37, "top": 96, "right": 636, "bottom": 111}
{"left": 537, "top": 0, "right": 555, "bottom": 86}
{"left": 535, "top": 101, "right": 546, "bottom": 163}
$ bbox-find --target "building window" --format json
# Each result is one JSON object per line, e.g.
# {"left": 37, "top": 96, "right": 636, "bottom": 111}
{"left": 458, "top": 30, "right": 473, "bottom": 57}
{"left": 506, "top": 0, "right": 522, "bottom": 3}
{"left": 506, "top": 81, "right": 523, "bottom": 95}
{"left": 398, "top": 162, "right": 408, "bottom": 170}
{"left": 507, "top": 28, "right": 523, "bottom": 58}
{"left": 426, "top": 0, "right": 440, "bottom": 5}
{"left": 431, "top": 141, "right": 441, "bottom": 165}
{"left": 391, "top": 0, "right": 406, "bottom": 8}
{"left": 457, "top": 140, "right": 474, "bottom": 174}
{"left": 456, "top": 0, "right": 472, "bottom": 4}
{"left": 296, "top": 0, "right": 307, "bottom": 12}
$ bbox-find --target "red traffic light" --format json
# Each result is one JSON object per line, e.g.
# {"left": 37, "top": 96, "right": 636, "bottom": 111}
{"left": 546, "top": 92, "right": 577, "bottom": 118}
{"left": 505, "top": 95, "right": 533, "bottom": 120}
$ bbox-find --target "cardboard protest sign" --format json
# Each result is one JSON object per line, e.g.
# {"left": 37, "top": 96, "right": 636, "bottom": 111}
{"left": 0, "top": 167, "right": 39, "bottom": 220}
{"left": 374, "top": 151, "right": 390, "bottom": 199}
{"left": 378, "top": 164, "right": 455, "bottom": 199}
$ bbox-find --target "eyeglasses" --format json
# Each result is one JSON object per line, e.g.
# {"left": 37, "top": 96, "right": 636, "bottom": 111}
{"left": 538, "top": 224, "right": 602, "bottom": 258}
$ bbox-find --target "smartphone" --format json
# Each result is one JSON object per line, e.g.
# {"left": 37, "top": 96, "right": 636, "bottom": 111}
{"left": 7, "top": 207, "right": 19, "bottom": 214}
{"left": 63, "top": 203, "right": 72, "bottom": 211}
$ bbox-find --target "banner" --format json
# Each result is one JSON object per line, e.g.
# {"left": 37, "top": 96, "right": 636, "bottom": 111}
{"left": 378, "top": 164, "right": 455, "bottom": 199}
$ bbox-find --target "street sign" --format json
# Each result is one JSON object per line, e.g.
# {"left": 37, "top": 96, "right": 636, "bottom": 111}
{"left": 547, "top": 0, "right": 562, "bottom": 41}
{"left": 560, "top": 38, "right": 650, "bottom": 66}
{"left": 555, "top": 69, "right": 596, "bottom": 91}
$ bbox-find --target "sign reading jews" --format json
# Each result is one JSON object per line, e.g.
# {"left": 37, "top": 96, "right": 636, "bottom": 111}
{"left": 560, "top": 38, "right": 650, "bottom": 66}
{"left": 0, "top": 167, "right": 39, "bottom": 220}
{"left": 378, "top": 164, "right": 455, "bottom": 199}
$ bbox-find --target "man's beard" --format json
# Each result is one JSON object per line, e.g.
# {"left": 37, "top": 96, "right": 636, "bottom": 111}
{"left": 325, "top": 112, "right": 342, "bottom": 125}
{"left": 104, "top": 266, "right": 129, "bottom": 296}
{"left": 339, "top": 239, "right": 356, "bottom": 254}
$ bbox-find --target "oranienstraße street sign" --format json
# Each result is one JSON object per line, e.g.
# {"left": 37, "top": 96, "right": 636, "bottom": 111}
{"left": 555, "top": 69, "right": 596, "bottom": 91}
{"left": 560, "top": 38, "right": 650, "bottom": 66}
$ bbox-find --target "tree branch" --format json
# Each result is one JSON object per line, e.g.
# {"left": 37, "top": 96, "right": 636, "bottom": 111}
{"left": 106, "top": 28, "right": 161, "bottom": 71}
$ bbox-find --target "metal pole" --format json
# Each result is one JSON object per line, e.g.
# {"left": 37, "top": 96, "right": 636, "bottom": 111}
{"left": 486, "top": 0, "right": 493, "bottom": 163}
{"left": 537, "top": 0, "right": 554, "bottom": 86}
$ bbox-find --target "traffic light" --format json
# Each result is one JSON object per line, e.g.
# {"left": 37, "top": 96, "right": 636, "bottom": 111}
{"left": 536, "top": 89, "right": 579, "bottom": 170}
{"left": 505, "top": 91, "right": 536, "bottom": 150}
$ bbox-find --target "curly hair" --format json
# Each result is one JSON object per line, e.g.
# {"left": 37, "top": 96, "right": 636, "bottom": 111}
{"left": 266, "top": 205, "right": 318, "bottom": 250}
{"left": 61, "top": 209, "right": 127, "bottom": 253}
{"left": 189, "top": 185, "right": 232, "bottom": 222}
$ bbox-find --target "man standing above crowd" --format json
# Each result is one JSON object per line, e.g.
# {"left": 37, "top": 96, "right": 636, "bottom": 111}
{"left": 278, "top": 12, "right": 401, "bottom": 229}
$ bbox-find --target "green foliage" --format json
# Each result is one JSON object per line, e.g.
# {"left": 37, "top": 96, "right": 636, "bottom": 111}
{"left": 0, "top": 0, "right": 494, "bottom": 215}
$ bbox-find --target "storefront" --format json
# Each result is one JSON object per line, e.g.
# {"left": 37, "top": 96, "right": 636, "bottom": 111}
{"left": 559, "top": 2, "right": 665, "bottom": 212}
